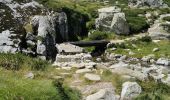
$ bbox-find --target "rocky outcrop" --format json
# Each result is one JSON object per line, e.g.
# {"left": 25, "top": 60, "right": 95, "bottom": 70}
{"left": 0, "top": 0, "right": 43, "bottom": 54}
{"left": 0, "top": 0, "right": 43, "bottom": 33}
{"left": 148, "top": 14, "right": 170, "bottom": 40}
{"left": 96, "top": 6, "right": 129, "bottom": 35}
{"left": 26, "top": 14, "right": 58, "bottom": 60}
{"left": 128, "top": 0, "right": 168, "bottom": 8}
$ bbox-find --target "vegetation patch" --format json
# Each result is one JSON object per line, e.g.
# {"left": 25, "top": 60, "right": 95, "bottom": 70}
{"left": 109, "top": 39, "right": 170, "bottom": 59}
{"left": 135, "top": 80, "right": 170, "bottom": 100}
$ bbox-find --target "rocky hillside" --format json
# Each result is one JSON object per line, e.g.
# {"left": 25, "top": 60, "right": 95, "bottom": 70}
{"left": 0, "top": 0, "right": 170, "bottom": 60}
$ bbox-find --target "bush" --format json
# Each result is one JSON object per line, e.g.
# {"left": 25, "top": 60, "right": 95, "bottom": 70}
{"left": 89, "top": 30, "right": 109, "bottom": 40}
{"left": 136, "top": 80, "right": 170, "bottom": 100}
{"left": 31, "top": 59, "right": 49, "bottom": 71}
{"left": 86, "top": 19, "right": 96, "bottom": 30}
{"left": 127, "top": 17, "right": 149, "bottom": 33}
{"left": 124, "top": 9, "right": 150, "bottom": 33}
{"left": 163, "top": 16, "right": 170, "bottom": 22}
{"left": 164, "top": 0, "right": 170, "bottom": 6}
{"left": 139, "top": 36, "right": 152, "bottom": 43}
{"left": 0, "top": 53, "right": 24, "bottom": 70}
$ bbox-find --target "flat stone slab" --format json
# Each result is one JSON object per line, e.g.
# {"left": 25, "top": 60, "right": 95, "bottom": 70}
{"left": 84, "top": 73, "right": 101, "bottom": 81}
{"left": 76, "top": 69, "right": 92, "bottom": 74}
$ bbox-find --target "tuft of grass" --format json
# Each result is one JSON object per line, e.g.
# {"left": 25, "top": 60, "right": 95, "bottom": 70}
{"left": 0, "top": 53, "right": 49, "bottom": 71}
{"left": 101, "top": 69, "right": 125, "bottom": 94}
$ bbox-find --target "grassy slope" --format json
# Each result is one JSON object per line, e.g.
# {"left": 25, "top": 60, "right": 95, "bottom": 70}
{"left": 0, "top": 53, "right": 81, "bottom": 100}
{"left": 0, "top": 69, "right": 60, "bottom": 100}
{"left": 109, "top": 40, "right": 170, "bottom": 59}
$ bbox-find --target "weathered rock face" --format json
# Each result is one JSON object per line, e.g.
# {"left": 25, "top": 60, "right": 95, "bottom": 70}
{"left": 30, "top": 14, "right": 60, "bottom": 60}
{"left": 0, "top": 0, "right": 43, "bottom": 54}
{"left": 0, "top": 0, "right": 88, "bottom": 58}
{"left": 0, "top": 0, "right": 43, "bottom": 33}
{"left": 128, "top": 0, "right": 168, "bottom": 8}
{"left": 148, "top": 14, "right": 170, "bottom": 40}
{"left": 96, "top": 6, "right": 129, "bottom": 35}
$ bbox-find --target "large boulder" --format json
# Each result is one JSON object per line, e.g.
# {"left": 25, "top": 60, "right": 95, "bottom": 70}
{"left": 128, "top": 0, "right": 168, "bottom": 8}
{"left": 86, "top": 89, "right": 119, "bottom": 100}
{"left": 96, "top": 6, "right": 129, "bottom": 35}
{"left": 121, "top": 82, "right": 142, "bottom": 100}
{"left": 30, "top": 14, "right": 59, "bottom": 60}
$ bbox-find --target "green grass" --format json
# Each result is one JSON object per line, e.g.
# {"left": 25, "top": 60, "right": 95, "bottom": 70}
{"left": 0, "top": 53, "right": 50, "bottom": 71}
{"left": 0, "top": 67, "right": 82, "bottom": 100}
{"left": 0, "top": 53, "right": 82, "bottom": 99}
{"left": 109, "top": 39, "right": 170, "bottom": 59}
{"left": 0, "top": 69, "right": 60, "bottom": 100}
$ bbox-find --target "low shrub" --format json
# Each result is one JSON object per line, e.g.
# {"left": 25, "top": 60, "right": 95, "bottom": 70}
{"left": 31, "top": 58, "right": 49, "bottom": 71}
{"left": 0, "top": 53, "right": 24, "bottom": 70}
{"left": 138, "top": 36, "right": 152, "bottom": 43}
{"left": 124, "top": 9, "right": 150, "bottom": 33}
{"left": 135, "top": 80, "right": 170, "bottom": 100}
{"left": 86, "top": 19, "right": 96, "bottom": 30}
{"left": 0, "top": 53, "right": 49, "bottom": 71}
{"left": 88, "top": 30, "right": 109, "bottom": 40}
{"left": 162, "top": 16, "right": 170, "bottom": 22}
{"left": 127, "top": 17, "right": 149, "bottom": 33}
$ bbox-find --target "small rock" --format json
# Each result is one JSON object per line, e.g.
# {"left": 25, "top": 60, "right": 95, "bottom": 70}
{"left": 141, "top": 54, "right": 155, "bottom": 62}
{"left": 84, "top": 73, "right": 101, "bottom": 81}
{"left": 61, "top": 67, "right": 71, "bottom": 70}
{"left": 111, "top": 47, "right": 117, "bottom": 51}
{"left": 76, "top": 69, "right": 92, "bottom": 74}
{"left": 153, "top": 48, "right": 159, "bottom": 52}
{"left": 86, "top": 89, "right": 119, "bottom": 100}
{"left": 121, "top": 82, "right": 142, "bottom": 100}
{"left": 129, "top": 51, "right": 135, "bottom": 55}
{"left": 156, "top": 58, "right": 170, "bottom": 66}
{"left": 110, "top": 61, "right": 128, "bottom": 69}
{"left": 96, "top": 58, "right": 102, "bottom": 62}
{"left": 25, "top": 72, "right": 34, "bottom": 79}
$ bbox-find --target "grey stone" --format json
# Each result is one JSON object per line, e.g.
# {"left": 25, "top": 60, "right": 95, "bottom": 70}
{"left": 56, "top": 43, "right": 84, "bottom": 54}
{"left": 76, "top": 69, "right": 92, "bottom": 74}
{"left": 156, "top": 58, "right": 170, "bottom": 66}
{"left": 84, "top": 73, "right": 101, "bottom": 81}
{"left": 121, "top": 82, "right": 142, "bottom": 100}
{"left": 153, "top": 48, "right": 159, "bottom": 52}
{"left": 25, "top": 72, "right": 34, "bottom": 79}
{"left": 86, "top": 89, "right": 119, "bottom": 100}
